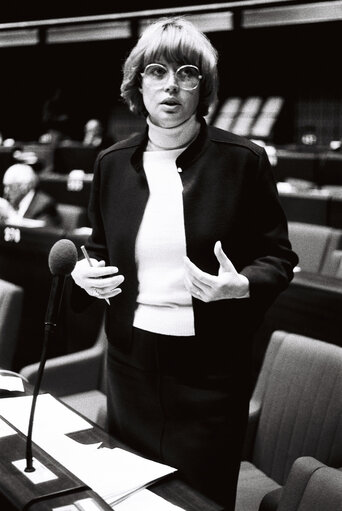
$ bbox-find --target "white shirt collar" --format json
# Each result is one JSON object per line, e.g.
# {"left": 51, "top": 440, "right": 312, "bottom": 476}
{"left": 17, "top": 189, "right": 35, "bottom": 217}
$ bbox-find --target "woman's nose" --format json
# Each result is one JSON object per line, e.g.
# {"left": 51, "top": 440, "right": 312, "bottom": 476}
{"left": 164, "top": 70, "right": 179, "bottom": 91}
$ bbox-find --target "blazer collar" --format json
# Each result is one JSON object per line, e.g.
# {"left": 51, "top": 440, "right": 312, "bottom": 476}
{"left": 130, "top": 117, "right": 209, "bottom": 173}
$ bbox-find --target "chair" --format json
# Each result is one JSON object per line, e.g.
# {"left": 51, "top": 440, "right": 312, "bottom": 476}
{"left": 20, "top": 319, "right": 107, "bottom": 429}
{"left": 274, "top": 151, "right": 318, "bottom": 184}
{"left": 212, "top": 97, "right": 242, "bottom": 131}
{"left": 276, "top": 457, "right": 342, "bottom": 510}
{"left": 235, "top": 330, "right": 342, "bottom": 511}
{"left": 278, "top": 191, "right": 329, "bottom": 226}
{"left": 317, "top": 152, "right": 342, "bottom": 187}
{"left": 287, "top": 221, "right": 342, "bottom": 274}
{"left": 230, "top": 96, "right": 263, "bottom": 137}
{"left": 56, "top": 203, "right": 89, "bottom": 232}
{"left": 250, "top": 97, "right": 284, "bottom": 140}
{"left": 0, "top": 279, "right": 23, "bottom": 370}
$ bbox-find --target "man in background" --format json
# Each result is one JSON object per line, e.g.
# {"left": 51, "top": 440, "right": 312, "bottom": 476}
{"left": 0, "top": 163, "right": 61, "bottom": 227}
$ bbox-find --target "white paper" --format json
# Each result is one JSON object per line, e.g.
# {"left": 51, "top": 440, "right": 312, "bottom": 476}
{"left": 75, "top": 497, "right": 106, "bottom": 511}
{"left": 113, "top": 489, "right": 185, "bottom": 511}
{"left": 0, "top": 374, "right": 24, "bottom": 392}
{"left": 0, "top": 393, "right": 93, "bottom": 436}
{"left": 0, "top": 417, "right": 16, "bottom": 438}
{"left": 0, "top": 394, "right": 176, "bottom": 506}
{"left": 34, "top": 433, "right": 177, "bottom": 506}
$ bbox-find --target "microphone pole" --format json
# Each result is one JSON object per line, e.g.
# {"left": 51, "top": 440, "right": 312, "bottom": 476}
{"left": 25, "top": 239, "right": 78, "bottom": 472}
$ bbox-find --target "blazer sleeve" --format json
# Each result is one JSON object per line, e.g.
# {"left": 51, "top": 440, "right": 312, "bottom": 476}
{"left": 70, "top": 154, "right": 108, "bottom": 312}
{"left": 240, "top": 149, "right": 298, "bottom": 310}
{"left": 83, "top": 154, "right": 109, "bottom": 263}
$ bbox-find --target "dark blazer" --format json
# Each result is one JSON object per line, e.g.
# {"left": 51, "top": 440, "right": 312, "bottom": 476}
{"left": 24, "top": 190, "right": 62, "bottom": 228}
{"left": 77, "top": 119, "right": 298, "bottom": 375}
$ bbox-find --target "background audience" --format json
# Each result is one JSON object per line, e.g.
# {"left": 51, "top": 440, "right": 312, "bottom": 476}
{"left": 0, "top": 163, "right": 61, "bottom": 227}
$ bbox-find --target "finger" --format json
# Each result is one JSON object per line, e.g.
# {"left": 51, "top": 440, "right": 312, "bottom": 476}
{"left": 88, "top": 274, "right": 125, "bottom": 290}
{"left": 214, "top": 241, "right": 238, "bottom": 274}
{"left": 94, "top": 259, "right": 106, "bottom": 267}
{"left": 101, "top": 288, "right": 122, "bottom": 299}
{"left": 184, "top": 273, "right": 203, "bottom": 296}
{"left": 86, "top": 266, "right": 120, "bottom": 278}
{"left": 91, "top": 286, "right": 122, "bottom": 299}
{"left": 183, "top": 257, "right": 215, "bottom": 287}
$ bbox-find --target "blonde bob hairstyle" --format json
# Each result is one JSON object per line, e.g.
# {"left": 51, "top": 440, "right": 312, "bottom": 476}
{"left": 120, "top": 16, "right": 218, "bottom": 117}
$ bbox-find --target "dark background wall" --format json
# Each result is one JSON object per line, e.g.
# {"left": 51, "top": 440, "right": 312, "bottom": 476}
{"left": 0, "top": 6, "right": 341, "bottom": 144}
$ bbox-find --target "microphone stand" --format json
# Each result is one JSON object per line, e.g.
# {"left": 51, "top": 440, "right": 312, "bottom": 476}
{"left": 25, "top": 277, "right": 65, "bottom": 472}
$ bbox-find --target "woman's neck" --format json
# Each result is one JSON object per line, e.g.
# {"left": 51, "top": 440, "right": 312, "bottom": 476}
{"left": 146, "top": 114, "right": 200, "bottom": 151}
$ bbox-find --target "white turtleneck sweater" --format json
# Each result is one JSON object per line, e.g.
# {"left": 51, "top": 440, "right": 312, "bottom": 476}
{"left": 133, "top": 115, "right": 200, "bottom": 336}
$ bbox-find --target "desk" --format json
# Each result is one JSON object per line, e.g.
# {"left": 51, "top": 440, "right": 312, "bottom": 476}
{"left": 252, "top": 271, "right": 342, "bottom": 387}
{"left": 0, "top": 380, "right": 222, "bottom": 511}
{"left": 0, "top": 224, "right": 104, "bottom": 371}
{"left": 39, "top": 174, "right": 92, "bottom": 208}
{"left": 278, "top": 190, "right": 330, "bottom": 226}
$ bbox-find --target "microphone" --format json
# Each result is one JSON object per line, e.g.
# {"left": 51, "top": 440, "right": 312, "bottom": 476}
{"left": 45, "top": 239, "right": 79, "bottom": 327}
{"left": 25, "top": 239, "right": 78, "bottom": 472}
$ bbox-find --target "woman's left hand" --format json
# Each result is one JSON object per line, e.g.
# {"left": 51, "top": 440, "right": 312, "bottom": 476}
{"left": 184, "top": 241, "right": 250, "bottom": 302}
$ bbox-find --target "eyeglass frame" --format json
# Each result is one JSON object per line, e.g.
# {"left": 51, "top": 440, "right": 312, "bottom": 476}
{"left": 140, "top": 63, "right": 203, "bottom": 91}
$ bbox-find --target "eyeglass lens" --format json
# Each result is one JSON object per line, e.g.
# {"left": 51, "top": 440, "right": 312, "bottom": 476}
{"left": 143, "top": 64, "right": 201, "bottom": 90}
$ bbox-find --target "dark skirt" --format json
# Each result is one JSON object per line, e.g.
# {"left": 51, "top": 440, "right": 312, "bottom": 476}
{"left": 106, "top": 327, "right": 250, "bottom": 510}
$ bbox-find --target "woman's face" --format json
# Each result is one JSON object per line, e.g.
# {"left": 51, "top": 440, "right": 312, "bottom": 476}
{"left": 139, "top": 59, "right": 200, "bottom": 128}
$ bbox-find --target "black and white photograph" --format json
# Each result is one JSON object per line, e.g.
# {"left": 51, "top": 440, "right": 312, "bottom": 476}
{"left": 0, "top": 2, "right": 342, "bottom": 510}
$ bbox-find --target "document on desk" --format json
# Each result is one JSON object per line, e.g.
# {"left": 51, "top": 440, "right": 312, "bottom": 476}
{"left": 0, "top": 393, "right": 93, "bottom": 435}
{"left": 0, "top": 374, "right": 24, "bottom": 392}
{"left": 0, "top": 394, "right": 177, "bottom": 506}
{"left": 36, "top": 434, "right": 177, "bottom": 506}
{"left": 113, "top": 488, "right": 185, "bottom": 511}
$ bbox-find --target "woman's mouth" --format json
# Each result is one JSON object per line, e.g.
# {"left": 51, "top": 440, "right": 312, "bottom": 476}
{"left": 161, "top": 99, "right": 180, "bottom": 106}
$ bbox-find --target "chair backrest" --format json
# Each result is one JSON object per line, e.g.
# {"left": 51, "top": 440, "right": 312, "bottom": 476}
{"left": 279, "top": 192, "right": 329, "bottom": 225}
{"left": 278, "top": 457, "right": 342, "bottom": 511}
{"left": 320, "top": 225, "right": 342, "bottom": 278}
{"left": 288, "top": 221, "right": 337, "bottom": 273}
{"left": 0, "top": 279, "right": 23, "bottom": 370}
{"left": 56, "top": 203, "right": 88, "bottom": 232}
{"left": 212, "top": 97, "right": 242, "bottom": 131}
{"left": 252, "top": 331, "right": 342, "bottom": 485}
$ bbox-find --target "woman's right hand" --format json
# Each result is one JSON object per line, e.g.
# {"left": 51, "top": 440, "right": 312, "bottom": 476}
{"left": 71, "top": 258, "right": 125, "bottom": 300}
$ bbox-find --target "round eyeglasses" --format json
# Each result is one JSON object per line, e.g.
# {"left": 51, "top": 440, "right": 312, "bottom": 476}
{"left": 141, "top": 63, "right": 202, "bottom": 91}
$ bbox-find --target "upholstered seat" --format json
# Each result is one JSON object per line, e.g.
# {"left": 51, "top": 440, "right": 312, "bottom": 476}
{"left": 235, "top": 330, "right": 342, "bottom": 511}
{"left": 277, "top": 457, "right": 342, "bottom": 510}
{"left": 20, "top": 319, "right": 107, "bottom": 429}
{"left": 287, "top": 221, "right": 342, "bottom": 274}
{"left": 56, "top": 203, "right": 88, "bottom": 232}
{"left": 0, "top": 279, "right": 23, "bottom": 370}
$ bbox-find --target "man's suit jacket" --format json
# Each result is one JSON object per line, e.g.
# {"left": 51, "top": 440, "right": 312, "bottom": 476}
{"left": 24, "top": 190, "right": 62, "bottom": 228}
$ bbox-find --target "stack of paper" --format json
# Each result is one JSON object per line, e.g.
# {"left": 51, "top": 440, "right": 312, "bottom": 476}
{"left": 0, "top": 394, "right": 177, "bottom": 506}
{"left": 113, "top": 489, "right": 185, "bottom": 511}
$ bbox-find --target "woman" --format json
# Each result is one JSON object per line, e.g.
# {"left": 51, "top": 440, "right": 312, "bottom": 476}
{"left": 72, "top": 17, "right": 298, "bottom": 510}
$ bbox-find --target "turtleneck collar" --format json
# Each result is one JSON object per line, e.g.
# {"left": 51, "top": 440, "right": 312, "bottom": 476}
{"left": 146, "top": 114, "right": 200, "bottom": 151}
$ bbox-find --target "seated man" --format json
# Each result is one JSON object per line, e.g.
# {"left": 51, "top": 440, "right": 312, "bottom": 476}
{"left": 83, "top": 118, "right": 114, "bottom": 150}
{"left": 0, "top": 163, "right": 61, "bottom": 228}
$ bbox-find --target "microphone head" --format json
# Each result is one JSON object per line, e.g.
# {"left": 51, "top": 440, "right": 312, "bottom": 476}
{"left": 48, "top": 239, "right": 78, "bottom": 276}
